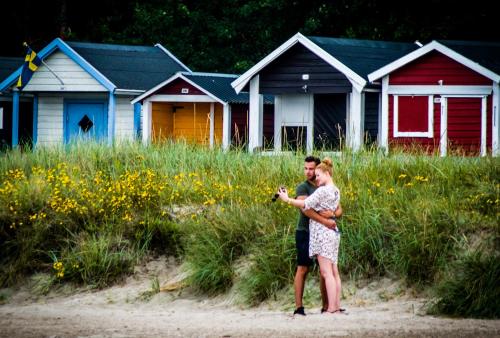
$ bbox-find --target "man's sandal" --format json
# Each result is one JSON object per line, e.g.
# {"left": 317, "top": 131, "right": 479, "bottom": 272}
{"left": 293, "top": 306, "right": 306, "bottom": 316}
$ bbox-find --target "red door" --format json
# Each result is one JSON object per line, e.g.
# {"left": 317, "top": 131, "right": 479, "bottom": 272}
{"left": 446, "top": 97, "right": 483, "bottom": 155}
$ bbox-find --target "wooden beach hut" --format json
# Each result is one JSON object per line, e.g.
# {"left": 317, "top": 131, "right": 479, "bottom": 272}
{"left": 368, "top": 40, "right": 500, "bottom": 156}
{"left": 231, "top": 32, "right": 418, "bottom": 152}
{"left": 132, "top": 71, "right": 274, "bottom": 149}
{"left": 0, "top": 38, "right": 190, "bottom": 147}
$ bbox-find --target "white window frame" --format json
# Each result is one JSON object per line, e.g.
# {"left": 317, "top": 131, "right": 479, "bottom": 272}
{"left": 393, "top": 95, "right": 434, "bottom": 138}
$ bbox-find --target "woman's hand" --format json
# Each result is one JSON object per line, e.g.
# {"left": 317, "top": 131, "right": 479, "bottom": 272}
{"left": 277, "top": 187, "right": 289, "bottom": 202}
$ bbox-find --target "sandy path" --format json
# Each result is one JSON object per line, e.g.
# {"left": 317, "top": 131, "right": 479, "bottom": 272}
{"left": 1, "top": 257, "right": 499, "bottom": 338}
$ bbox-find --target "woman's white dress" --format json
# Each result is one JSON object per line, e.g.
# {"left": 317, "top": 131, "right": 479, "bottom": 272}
{"left": 303, "top": 185, "right": 341, "bottom": 263}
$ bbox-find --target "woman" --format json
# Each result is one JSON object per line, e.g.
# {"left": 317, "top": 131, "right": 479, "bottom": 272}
{"left": 277, "top": 157, "right": 343, "bottom": 314}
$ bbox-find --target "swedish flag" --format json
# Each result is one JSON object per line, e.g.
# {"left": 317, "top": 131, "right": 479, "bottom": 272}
{"left": 16, "top": 45, "right": 42, "bottom": 90}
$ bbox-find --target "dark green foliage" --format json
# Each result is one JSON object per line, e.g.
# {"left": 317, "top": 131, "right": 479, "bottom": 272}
{"left": 238, "top": 224, "right": 295, "bottom": 305}
{"left": 431, "top": 252, "right": 500, "bottom": 318}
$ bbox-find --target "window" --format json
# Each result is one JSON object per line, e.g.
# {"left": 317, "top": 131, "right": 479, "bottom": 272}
{"left": 393, "top": 95, "right": 433, "bottom": 137}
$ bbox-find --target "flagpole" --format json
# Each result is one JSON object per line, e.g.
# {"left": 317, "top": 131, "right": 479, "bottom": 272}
{"left": 23, "top": 42, "right": 65, "bottom": 87}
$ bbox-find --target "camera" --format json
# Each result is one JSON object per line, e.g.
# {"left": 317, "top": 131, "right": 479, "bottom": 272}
{"left": 271, "top": 186, "right": 286, "bottom": 202}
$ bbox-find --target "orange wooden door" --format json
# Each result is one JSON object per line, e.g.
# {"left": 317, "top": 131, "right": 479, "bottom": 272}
{"left": 151, "top": 102, "right": 173, "bottom": 142}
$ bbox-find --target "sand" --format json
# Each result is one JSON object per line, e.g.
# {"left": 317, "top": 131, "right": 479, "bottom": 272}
{"left": 1, "top": 256, "right": 499, "bottom": 338}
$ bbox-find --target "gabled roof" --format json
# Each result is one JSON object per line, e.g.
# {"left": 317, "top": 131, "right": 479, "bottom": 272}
{"left": 231, "top": 32, "right": 418, "bottom": 93}
{"left": 307, "top": 36, "right": 419, "bottom": 81}
{"left": 0, "top": 38, "right": 191, "bottom": 92}
{"left": 0, "top": 57, "right": 23, "bottom": 83}
{"left": 67, "top": 41, "right": 191, "bottom": 91}
{"left": 368, "top": 40, "right": 500, "bottom": 83}
{"left": 132, "top": 71, "right": 273, "bottom": 105}
{"left": 438, "top": 40, "right": 500, "bottom": 77}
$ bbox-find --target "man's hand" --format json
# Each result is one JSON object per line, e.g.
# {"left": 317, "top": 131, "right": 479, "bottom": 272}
{"left": 302, "top": 209, "right": 337, "bottom": 230}
{"left": 318, "top": 204, "right": 342, "bottom": 219}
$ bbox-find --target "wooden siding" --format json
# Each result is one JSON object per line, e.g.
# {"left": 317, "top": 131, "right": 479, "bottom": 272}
{"left": 155, "top": 78, "right": 205, "bottom": 95}
{"left": 389, "top": 51, "right": 491, "bottom": 85}
{"left": 313, "top": 94, "right": 346, "bottom": 150}
{"left": 115, "top": 96, "right": 135, "bottom": 140}
{"left": 230, "top": 104, "right": 274, "bottom": 148}
{"left": 259, "top": 44, "right": 352, "bottom": 94}
{"left": 151, "top": 102, "right": 222, "bottom": 145}
{"left": 388, "top": 95, "right": 441, "bottom": 151}
{"left": 447, "top": 97, "right": 482, "bottom": 153}
{"left": 397, "top": 96, "right": 429, "bottom": 132}
{"left": 37, "top": 95, "right": 64, "bottom": 146}
{"left": 364, "top": 92, "right": 379, "bottom": 144}
{"left": 23, "top": 51, "right": 108, "bottom": 92}
{"left": 0, "top": 101, "right": 33, "bottom": 147}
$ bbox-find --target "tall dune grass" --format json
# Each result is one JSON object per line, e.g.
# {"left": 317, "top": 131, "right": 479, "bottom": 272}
{"left": 0, "top": 141, "right": 498, "bottom": 317}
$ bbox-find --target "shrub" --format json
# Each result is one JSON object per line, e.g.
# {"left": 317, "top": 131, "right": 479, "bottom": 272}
{"left": 431, "top": 251, "right": 500, "bottom": 318}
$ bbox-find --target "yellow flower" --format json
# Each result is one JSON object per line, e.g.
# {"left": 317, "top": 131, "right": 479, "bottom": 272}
{"left": 398, "top": 174, "right": 407, "bottom": 179}
{"left": 386, "top": 188, "right": 395, "bottom": 194}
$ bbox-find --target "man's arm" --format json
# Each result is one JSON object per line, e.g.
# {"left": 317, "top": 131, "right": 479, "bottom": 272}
{"left": 317, "top": 203, "right": 343, "bottom": 219}
{"left": 302, "top": 209, "right": 337, "bottom": 229}
{"left": 296, "top": 195, "right": 338, "bottom": 229}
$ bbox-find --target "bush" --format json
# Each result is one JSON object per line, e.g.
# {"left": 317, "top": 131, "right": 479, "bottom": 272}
{"left": 431, "top": 251, "right": 500, "bottom": 318}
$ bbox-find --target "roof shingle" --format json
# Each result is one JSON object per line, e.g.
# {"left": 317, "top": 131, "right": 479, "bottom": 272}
{"left": 66, "top": 41, "right": 188, "bottom": 91}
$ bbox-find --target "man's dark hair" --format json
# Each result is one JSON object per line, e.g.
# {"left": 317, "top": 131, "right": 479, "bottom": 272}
{"left": 304, "top": 155, "right": 320, "bottom": 165}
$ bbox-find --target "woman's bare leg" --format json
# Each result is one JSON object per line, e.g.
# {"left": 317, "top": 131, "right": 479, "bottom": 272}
{"left": 332, "top": 263, "right": 342, "bottom": 310}
{"left": 317, "top": 255, "right": 337, "bottom": 312}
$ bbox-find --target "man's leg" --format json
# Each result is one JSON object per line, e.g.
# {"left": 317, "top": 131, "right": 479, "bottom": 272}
{"left": 294, "top": 230, "right": 313, "bottom": 314}
{"left": 294, "top": 265, "right": 309, "bottom": 309}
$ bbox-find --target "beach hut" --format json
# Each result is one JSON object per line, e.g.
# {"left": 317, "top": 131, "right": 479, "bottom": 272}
{"left": 368, "top": 40, "right": 500, "bottom": 156}
{"left": 131, "top": 71, "right": 274, "bottom": 149}
{"left": 231, "top": 32, "right": 418, "bottom": 152}
{"left": 0, "top": 38, "right": 190, "bottom": 147}
{"left": 0, "top": 56, "right": 32, "bottom": 148}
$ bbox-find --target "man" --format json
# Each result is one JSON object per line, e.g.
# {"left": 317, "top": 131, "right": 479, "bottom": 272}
{"left": 293, "top": 155, "right": 342, "bottom": 316}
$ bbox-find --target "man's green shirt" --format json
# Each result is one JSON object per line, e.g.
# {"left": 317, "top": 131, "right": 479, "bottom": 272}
{"left": 295, "top": 180, "right": 317, "bottom": 232}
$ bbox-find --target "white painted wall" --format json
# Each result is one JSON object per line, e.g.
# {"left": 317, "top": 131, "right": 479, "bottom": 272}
{"left": 115, "top": 96, "right": 135, "bottom": 140}
{"left": 23, "top": 51, "right": 107, "bottom": 92}
{"left": 273, "top": 93, "right": 313, "bottom": 152}
{"left": 36, "top": 95, "right": 64, "bottom": 146}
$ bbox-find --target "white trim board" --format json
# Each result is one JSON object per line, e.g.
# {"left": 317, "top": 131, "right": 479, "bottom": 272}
{"left": 387, "top": 85, "right": 492, "bottom": 95}
{"left": 143, "top": 94, "right": 219, "bottom": 103}
{"left": 368, "top": 41, "right": 500, "bottom": 83}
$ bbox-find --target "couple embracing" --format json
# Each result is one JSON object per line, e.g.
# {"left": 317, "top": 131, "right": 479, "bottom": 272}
{"left": 277, "top": 156, "right": 346, "bottom": 315}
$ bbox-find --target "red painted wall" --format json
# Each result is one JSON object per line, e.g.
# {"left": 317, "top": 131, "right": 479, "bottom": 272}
{"left": 397, "top": 96, "right": 429, "bottom": 132}
{"left": 231, "top": 104, "right": 274, "bottom": 148}
{"left": 388, "top": 95, "right": 441, "bottom": 152}
{"left": 387, "top": 50, "right": 493, "bottom": 154}
{"left": 447, "top": 97, "right": 481, "bottom": 152}
{"left": 389, "top": 51, "right": 491, "bottom": 86}
{"left": 155, "top": 78, "right": 205, "bottom": 95}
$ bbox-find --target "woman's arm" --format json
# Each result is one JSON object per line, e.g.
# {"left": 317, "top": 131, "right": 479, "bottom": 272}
{"left": 277, "top": 187, "right": 306, "bottom": 207}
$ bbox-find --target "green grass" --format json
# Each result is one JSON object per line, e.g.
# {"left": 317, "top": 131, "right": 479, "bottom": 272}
{"left": 0, "top": 141, "right": 498, "bottom": 317}
{"left": 430, "top": 251, "right": 500, "bottom": 318}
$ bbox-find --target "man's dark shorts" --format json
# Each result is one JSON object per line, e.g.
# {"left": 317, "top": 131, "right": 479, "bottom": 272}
{"left": 296, "top": 230, "right": 313, "bottom": 266}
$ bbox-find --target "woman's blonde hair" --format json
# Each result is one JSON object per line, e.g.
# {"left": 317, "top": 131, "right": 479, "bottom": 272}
{"left": 316, "top": 157, "right": 333, "bottom": 176}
